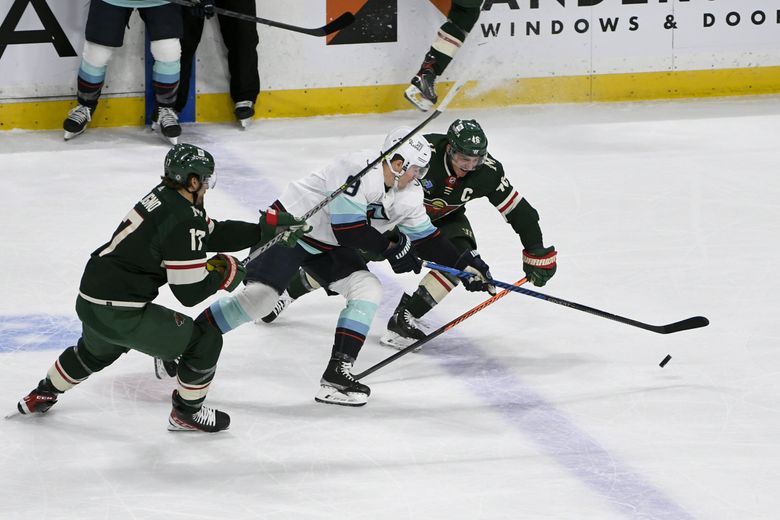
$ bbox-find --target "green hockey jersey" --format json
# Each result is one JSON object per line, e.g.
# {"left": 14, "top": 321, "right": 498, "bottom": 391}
{"left": 421, "top": 133, "right": 544, "bottom": 248}
{"left": 79, "top": 183, "right": 262, "bottom": 308}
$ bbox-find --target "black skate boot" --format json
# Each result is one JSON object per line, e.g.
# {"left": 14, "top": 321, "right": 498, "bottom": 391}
{"left": 154, "top": 356, "right": 179, "bottom": 379}
{"left": 63, "top": 104, "right": 94, "bottom": 140}
{"left": 17, "top": 379, "right": 60, "bottom": 415}
{"left": 315, "top": 355, "right": 371, "bottom": 407}
{"left": 234, "top": 100, "right": 255, "bottom": 129}
{"left": 380, "top": 293, "right": 427, "bottom": 351}
{"left": 259, "top": 290, "right": 295, "bottom": 324}
{"left": 151, "top": 106, "right": 182, "bottom": 145}
{"left": 404, "top": 53, "right": 438, "bottom": 112}
{"left": 168, "top": 390, "right": 230, "bottom": 432}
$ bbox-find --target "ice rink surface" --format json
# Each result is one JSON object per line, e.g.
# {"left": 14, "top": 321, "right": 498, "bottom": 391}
{"left": 2, "top": 96, "right": 780, "bottom": 519}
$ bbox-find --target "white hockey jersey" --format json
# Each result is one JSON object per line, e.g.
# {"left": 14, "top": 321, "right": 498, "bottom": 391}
{"left": 278, "top": 151, "right": 437, "bottom": 253}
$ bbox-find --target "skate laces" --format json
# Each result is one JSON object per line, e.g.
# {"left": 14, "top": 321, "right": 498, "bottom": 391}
{"left": 337, "top": 361, "right": 356, "bottom": 382}
{"left": 191, "top": 405, "right": 217, "bottom": 427}
{"left": 67, "top": 105, "right": 91, "bottom": 124}
{"left": 272, "top": 292, "right": 293, "bottom": 314}
{"left": 156, "top": 107, "right": 178, "bottom": 126}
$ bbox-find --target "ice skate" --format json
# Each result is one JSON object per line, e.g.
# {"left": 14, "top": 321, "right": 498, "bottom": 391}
{"left": 15, "top": 379, "right": 59, "bottom": 416}
{"left": 379, "top": 293, "right": 428, "bottom": 351}
{"left": 258, "top": 290, "right": 294, "bottom": 324}
{"left": 315, "top": 356, "right": 370, "bottom": 407}
{"left": 234, "top": 100, "right": 255, "bottom": 129}
{"left": 168, "top": 390, "right": 230, "bottom": 433}
{"left": 151, "top": 106, "right": 181, "bottom": 145}
{"left": 63, "top": 104, "right": 94, "bottom": 140}
{"left": 154, "top": 356, "right": 178, "bottom": 379}
{"left": 404, "top": 65, "right": 438, "bottom": 112}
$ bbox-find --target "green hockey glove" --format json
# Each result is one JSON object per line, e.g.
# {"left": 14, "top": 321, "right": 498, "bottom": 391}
{"left": 207, "top": 253, "right": 246, "bottom": 292}
{"left": 259, "top": 209, "right": 312, "bottom": 247}
{"left": 522, "top": 246, "right": 557, "bottom": 287}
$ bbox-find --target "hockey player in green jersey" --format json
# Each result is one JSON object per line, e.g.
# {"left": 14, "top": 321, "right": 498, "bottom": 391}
{"left": 15, "top": 143, "right": 309, "bottom": 432}
{"left": 262, "top": 119, "right": 557, "bottom": 350}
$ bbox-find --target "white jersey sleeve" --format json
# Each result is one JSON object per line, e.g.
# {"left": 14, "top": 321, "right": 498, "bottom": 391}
{"left": 369, "top": 180, "right": 438, "bottom": 242}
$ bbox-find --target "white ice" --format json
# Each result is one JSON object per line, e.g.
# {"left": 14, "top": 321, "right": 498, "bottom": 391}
{"left": 1, "top": 96, "right": 780, "bottom": 520}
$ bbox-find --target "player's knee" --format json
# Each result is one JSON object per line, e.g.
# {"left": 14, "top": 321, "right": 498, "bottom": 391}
{"left": 150, "top": 38, "right": 181, "bottom": 62}
{"left": 330, "top": 271, "right": 382, "bottom": 306}
{"left": 449, "top": 3, "right": 481, "bottom": 33}
{"left": 82, "top": 41, "right": 114, "bottom": 68}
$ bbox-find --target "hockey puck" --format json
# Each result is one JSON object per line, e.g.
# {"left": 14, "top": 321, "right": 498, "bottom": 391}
{"left": 659, "top": 354, "right": 672, "bottom": 368}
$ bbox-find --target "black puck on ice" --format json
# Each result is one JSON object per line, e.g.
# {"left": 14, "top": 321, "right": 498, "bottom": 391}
{"left": 659, "top": 354, "right": 672, "bottom": 368}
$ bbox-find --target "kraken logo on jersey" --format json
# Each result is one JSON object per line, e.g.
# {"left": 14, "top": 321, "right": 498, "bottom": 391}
{"left": 367, "top": 203, "right": 389, "bottom": 221}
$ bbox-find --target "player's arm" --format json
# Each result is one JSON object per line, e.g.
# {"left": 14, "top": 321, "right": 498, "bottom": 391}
{"left": 487, "top": 166, "right": 557, "bottom": 286}
{"left": 208, "top": 210, "right": 310, "bottom": 252}
{"left": 329, "top": 194, "right": 390, "bottom": 254}
{"left": 161, "top": 219, "right": 237, "bottom": 306}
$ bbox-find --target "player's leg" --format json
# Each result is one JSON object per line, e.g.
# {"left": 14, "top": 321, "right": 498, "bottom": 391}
{"left": 218, "top": 0, "right": 260, "bottom": 127}
{"left": 64, "top": 1, "right": 130, "bottom": 139}
{"left": 381, "top": 213, "right": 477, "bottom": 349}
{"left": 306, "top": 250, "right": 380, "bottom": 406}
{"left": 141, "top": 4, "right": 184, "bottom": 142}
{"left": 174, "top": 6, "right": 206, "bottom": 113}
{"left": 405, "top": 0, "right": 482, "bottom": 111}
{"left": 200, "top": 243, "right": 308, "bottom": 334}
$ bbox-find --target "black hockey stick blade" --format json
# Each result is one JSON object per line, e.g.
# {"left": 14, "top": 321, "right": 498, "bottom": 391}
{"left": 165, "top": 0, "right": 355, "bottom": 37}
{"left": 424, "top": 262, "right": 710, "bottom": 335}
{"left": 655, "top": 316, "right": 709, "bottom": 334}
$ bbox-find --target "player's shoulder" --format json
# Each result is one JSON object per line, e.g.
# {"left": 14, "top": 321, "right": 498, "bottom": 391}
{"left": 394, "top": 180, "right": 425, "bottom": 210}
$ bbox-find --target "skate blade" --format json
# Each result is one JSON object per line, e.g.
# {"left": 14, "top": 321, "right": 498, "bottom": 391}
{"left": 314, "top": 386, "right": 367, "bottom": 407}
{"left": 404, "top": 85, "right": 434, "bottom": 112}
{"left": 379, "top": 332, "right": 422, "bottom": 352}
{"left": 63, "top": 129, "right": 85, "bottom": 141}
{"left": 150, "top": 123, "right": 179, "bottom": 146}
{"left": 238, "top": 118, "right": 251, "bottom": 129}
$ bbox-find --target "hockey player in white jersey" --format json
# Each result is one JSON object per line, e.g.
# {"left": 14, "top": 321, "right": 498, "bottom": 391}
{"left": 196, "top": 127, "right": 495, "bottom": 406}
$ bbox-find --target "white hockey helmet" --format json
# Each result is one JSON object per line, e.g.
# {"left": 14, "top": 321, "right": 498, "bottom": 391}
{"left": 382, "top": 127, "right": 432, "bottom": 180}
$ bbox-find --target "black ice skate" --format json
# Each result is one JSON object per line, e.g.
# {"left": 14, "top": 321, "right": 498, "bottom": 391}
{"left": 151, "top": 106, "right": 182, "bottom": 145}
{"left": 63, "top": 104, "right": 94, "bottom": 140}
{"left": 168, "top": 390, "right": 230, "bottom": 433}
{"left": 154, "top": 356, "right": 178, "bottom": 379}
{"left": 404, "top": 55, "right": 438, "bottom": 112}
{"left": 234, "top": 100, "right": 255, "bottom": 129}
{"left": 15, "top": 379, "right": 59, "bottom": 416}
{"left": 258, "top": 290, "right": 295, "bottom": 324}
{"left": 379, "top": 293, "right": 427, "bottom": 351}
{"left": 315, "top": 356, "right": 370, "bottom": 407}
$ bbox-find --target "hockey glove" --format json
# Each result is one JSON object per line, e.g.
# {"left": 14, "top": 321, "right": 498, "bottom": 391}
{"left": 207, "top": 254, "right": 246, "bottom": 292}
{"left": 455, "top": 250, "right": 496, "bottom": 294}
{"left": 383, "top": 233, "right": 423, "bottom": 274}
{"left": 192, "top": 0, "right": 215, "bottom": 19}
{"left": 259, "top": 209, "right": 312, "bottom": 247}
{"left": 522, "top": 246, "right": 557, "bottom": 287}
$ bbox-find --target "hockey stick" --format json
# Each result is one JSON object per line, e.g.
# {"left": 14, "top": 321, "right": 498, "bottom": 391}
{"left": 242, "top": 82, "right": 466, "bottom": 265}
{"left": 354, "top": 278, "right": 528, "bottom": 380}
{"left": 165, "top": 0, "right": 355, "bottom": 36}
{"left": 424, "top": 262, "right": 710, "bottom": 335}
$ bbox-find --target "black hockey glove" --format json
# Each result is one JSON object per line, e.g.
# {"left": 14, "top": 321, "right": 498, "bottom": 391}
{"left": 192, "top": 0, "right": 215, "bottom": 19}
{"left": 383, "top": 233, "right": 423, "bottom": 274}
{"left": 455, "top": 250, "right": 496, "bottom": 295}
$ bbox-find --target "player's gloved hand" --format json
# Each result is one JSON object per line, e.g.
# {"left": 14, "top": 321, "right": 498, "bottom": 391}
{"left": 383, "top": 233, "right": 423, "bottom": 274}
{"left": 192, "top": 0, "right": 215, "bottom": 19}
{"left": 207, "top": 253, "right": 246, "bottom": 291}
{"left": 522, "top": 245, "right": 557, "bottom": 287}
{"left": 258, "top": 208, "right": 312, "bottom": 247}
{"left": 455, "top": 250, "right": 496, "bottom": 294}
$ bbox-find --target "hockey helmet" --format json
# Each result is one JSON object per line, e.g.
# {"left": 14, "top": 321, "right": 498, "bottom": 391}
{"left": 164, "top": 143, "right": 216, "bottom": 188}
{"left": 382, "top": 127, "right": 432, "bottom": 180}
{"left": 446, "top": 119, "right": 488, "bottom": 168}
